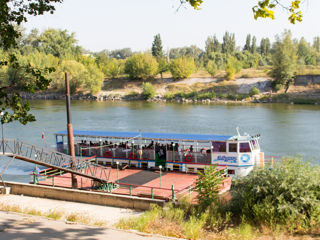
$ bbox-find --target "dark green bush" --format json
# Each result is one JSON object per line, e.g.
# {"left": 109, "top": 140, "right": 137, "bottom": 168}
{"left": 249, "top": 86, "right": 260, "bottom": 96}
{"left": 230, "top": 157, "right": 320, "bottom": 231}
{"left": 142, "top": 82, "right": 156, "bottom": 99}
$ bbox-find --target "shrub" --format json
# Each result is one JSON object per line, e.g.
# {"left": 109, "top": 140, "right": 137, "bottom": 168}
{"left": 230, "top": 157, "right": 320, "bottom": 231}
{"left": 225, "top": 56, "right": 242, "bottom": 80}
{"left": 169, "top": 57, "right": 195, "bottom": 79}
{"left": 249, "top": 86, "right": 260, "bottom": 96}
{"left": 206, "top": 60, "right": 217, "bottom": 77}
{"left": 198, "top": 91, "right": 216, "bottom": 100}
{"left": 194, "top": 165, "right": 225, "bottom": 210}
{"left": 101, "top": 58, "right": 123, "bottom": 79}
{"left": 142, "top": 82, "right": 156, "bottom": 99}
{"left": 164, "top": 91, "right": 175, "bottom": 100}
{"left": 124, "top": 53, "right": 158, "bottom": 80}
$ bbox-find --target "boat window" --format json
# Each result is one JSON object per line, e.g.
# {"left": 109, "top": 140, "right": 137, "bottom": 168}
{"left": 240, "top": 142, "right": 251, "bottom": 153}
{"left": 212, "top": 141, "right": 226, "bottom": 152}
{"left": 228, "top": 143, "right": 237, "bottom": 152}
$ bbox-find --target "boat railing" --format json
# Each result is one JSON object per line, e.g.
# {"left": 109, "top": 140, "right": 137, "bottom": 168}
{"left": 166, "top": 150, "right": 211, "bottom": 164}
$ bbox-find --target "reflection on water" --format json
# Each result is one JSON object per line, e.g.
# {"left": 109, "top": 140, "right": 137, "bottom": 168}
{"left": 0, "top": 100, "right": 319, "bottom": 182}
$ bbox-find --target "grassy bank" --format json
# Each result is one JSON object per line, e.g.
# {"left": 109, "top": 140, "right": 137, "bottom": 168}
{"left": 117, "top": 157, "right": 320, "bottom": 239}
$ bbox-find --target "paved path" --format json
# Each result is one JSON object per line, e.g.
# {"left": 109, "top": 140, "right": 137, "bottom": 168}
{"left": 0, "top": 211, "right": 174, "bottom": 240}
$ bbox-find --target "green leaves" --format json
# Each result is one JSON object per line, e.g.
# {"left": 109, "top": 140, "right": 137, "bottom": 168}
{"left": 194, "top": 165, "right": 225, "bottom": 210}
{"left": 231, "top": 157, "right": 320, "bottom": 230}
{"left": 252, "top": 0, "right": 303, "bottom": 24}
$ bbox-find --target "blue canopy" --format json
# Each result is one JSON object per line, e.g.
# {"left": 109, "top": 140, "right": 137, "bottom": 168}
{"left": 56, "top": 130, "right": 232, "bottom": 142}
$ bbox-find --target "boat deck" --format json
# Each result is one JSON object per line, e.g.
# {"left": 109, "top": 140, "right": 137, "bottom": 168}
{"left": 36, "top": 167, "right": 231, "bottom": 201}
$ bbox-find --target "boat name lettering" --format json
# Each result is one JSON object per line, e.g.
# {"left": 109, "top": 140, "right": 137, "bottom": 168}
{"left": 216, "top": 156, "right": 237, "bottom": 163}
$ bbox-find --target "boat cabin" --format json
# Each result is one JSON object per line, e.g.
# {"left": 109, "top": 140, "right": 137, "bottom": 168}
{"left": 55, "top": 130, "right": 264, "bottom": 176}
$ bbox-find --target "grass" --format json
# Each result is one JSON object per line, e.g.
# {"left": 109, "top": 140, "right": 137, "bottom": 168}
{"left": 0, "top": 202, "right": 107, "bottom": 227}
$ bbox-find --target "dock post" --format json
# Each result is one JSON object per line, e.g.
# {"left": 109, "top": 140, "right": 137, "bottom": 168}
{"left": 171, "top": 184, "right": 175, "bottom": 201}
{"left": 52, "top": 177, "right": 54, "bottom": 187}
{"left": 271, "top": 157, "right": 274, "bottom": 168}
{"left": 189, "top": 186, "right": 191, "bottom": 198}
{"left": 151, "top": 188, "right": 154, "bottom": 199}
{"left": 129, "top": 186, "right": 132, "bottom": 196}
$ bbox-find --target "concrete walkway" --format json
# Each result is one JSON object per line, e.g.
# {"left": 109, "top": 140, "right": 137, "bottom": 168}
{"left": 0, "top": 211, "right": 174, "bottom": 240}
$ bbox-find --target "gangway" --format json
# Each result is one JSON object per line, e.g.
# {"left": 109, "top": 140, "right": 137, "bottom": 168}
{"left": 0, "top": 139, "right": 111, "bottom": 184}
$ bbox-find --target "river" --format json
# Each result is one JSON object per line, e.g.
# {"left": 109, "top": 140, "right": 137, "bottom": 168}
{"left": 1, "top": 100, "right": 320, "bottom": 182}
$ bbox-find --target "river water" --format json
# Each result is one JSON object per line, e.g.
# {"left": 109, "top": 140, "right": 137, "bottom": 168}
{"left": 1, "top": 100, "right": 320, "bottom": 182}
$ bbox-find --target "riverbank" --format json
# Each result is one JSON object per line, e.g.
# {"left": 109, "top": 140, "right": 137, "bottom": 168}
{"left": 20, "top": 76, "right": 320, "bottom": 105}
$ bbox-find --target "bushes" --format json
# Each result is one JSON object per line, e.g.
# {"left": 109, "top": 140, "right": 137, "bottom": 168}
{"left": 249, "top": 86, "right": 260, "bottom": 96}
{"left": 230, "top": 157, "right": 320, "bottom": 230}
{"left": 169, "top": 57, "right": 195, "bottom": 79}
{"left": 142, "top": 82, "right": 156, "bottom": 99}
{"left": 225, "top": 56, "right": 242, "bottom": 80}
{"left": 124, "top": 53, "right": 158, "bottom": 80}
{"left": 206, "top": 60, "right": 217, "bottom": 77}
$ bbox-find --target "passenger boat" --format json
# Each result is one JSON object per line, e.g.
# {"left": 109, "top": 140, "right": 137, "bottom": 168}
{"left": 55, "top": 129, "right": 264, "bottom": 176}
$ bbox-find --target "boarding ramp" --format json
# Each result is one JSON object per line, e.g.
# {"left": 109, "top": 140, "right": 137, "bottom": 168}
{"left": 0, "top": 139, "right": 111, "bottom": 183}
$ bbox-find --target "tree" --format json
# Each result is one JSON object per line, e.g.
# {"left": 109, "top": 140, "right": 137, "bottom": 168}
{"left": 157, "top": 57, "right": 168, "bottom": 79}
{"left": 151, "top": 34, "right": 164, "bottom": 59}
{"left": 205, "top": 35, "right": 221, "bottom": 55}
{"left": 259, "top": 37, "right": 271, "bottom": 56}
{"left": 243, "top": 34, "right": 251, "bottom": 51}
{"left": 109, "top": 48, "right": 133, "bottom": 59}
{"left": 313, "top": 37, "right": 320, "bottom": 52}
{"left": 222, "top": 32, "right": 235, "bottom": 54}
{"left": 38, "top": 29, "right": 80, "bottom": 58}
{"left": 124, "top": 53, "right": 158, "bottom": 80}
{"left": 169, "top": 57, "right": 195, "bottom": 79}
{"left": 205, "top": 60, "right": 217, "bottom": 77}
{"left": 0, "top": 0, "right": 61, "bottom": 124}
{"left": 297, "top": 37, "right": 315, "bottom": 65}
{"left": 184, "top": 0, "right": 304, "bottom": 24}
{"left": 101, "top": 58, "right": 123, "bottom": 79}
{"left": 270, "top": 31, "right": 298, "bottom": 92}
{"left": 194, "top": 165, "right": 224, "bottom": 210}
{"left": 251, "top": 36, "right": 257, "bottom": 54}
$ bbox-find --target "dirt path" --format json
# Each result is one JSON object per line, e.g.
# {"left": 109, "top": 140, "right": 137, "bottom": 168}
{"left": 0, "top": 195, "right": 181, "bottom": 240}
{"left": 0, "top": 211, "right": 176, "bottom": 240}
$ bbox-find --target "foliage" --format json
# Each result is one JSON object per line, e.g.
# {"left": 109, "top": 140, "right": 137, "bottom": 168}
{"left": 222, "top": 32, "right": 236, "bottom": 54}
{"left": 124, "top": 53, "right": 158, "bottom": 80}
{"left": 151, "top": 34, "right": 164, "bottom": 59}
{"left": 249, "top": 86, "right": 260, "bottom": 96}
{"left": 205, "top": 60, "right": 217, "bottom": 77}
{"left": 230, "top": 157, "right": 320, "bottom": 230}
{"left": 50, "top": 60, "right": 86, "bottom": 93}
{"left": 101, "top": 58, "right": 123, "bottom": 79}
{"left": 225, "top": 56, "right": 242, "bottom": 80}
{"left": 157, "top": 57, "right": 168, "bottom": 78}
{"left": 270, "top": 31, "right": 297, "bottom": 92}
{"left": 194, "top": 165, "right": 225, "bottom": 210}
{"left": 169, "top": 57, "right": 195, "bottom": 79}
{"left": 142, "top": 82, "right": 156, "bottom": 99}
{"left": 252, "top": 0, "right": 303, "bottom": 24}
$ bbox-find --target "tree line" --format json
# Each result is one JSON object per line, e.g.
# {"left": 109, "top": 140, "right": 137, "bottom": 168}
{"left": 1, "top": 28, "right": 320, "bottom": 95}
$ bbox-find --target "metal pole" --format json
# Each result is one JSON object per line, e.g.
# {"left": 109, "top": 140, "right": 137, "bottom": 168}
{"left": 1, "top": 112, "right": 4, "bottom": 155}
{"left": 159, "top": 165, "right": 162, "bottom": 188}
{"left": 116, "top": 161, "right": 119, "bottom": 183}
{"left": 65, "top": 72, "right": 78, "bottom": 189}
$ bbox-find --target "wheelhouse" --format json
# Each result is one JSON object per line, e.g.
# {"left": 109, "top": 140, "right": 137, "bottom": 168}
{"left": 55, "top": 130, "right": 264, "bottom": 176}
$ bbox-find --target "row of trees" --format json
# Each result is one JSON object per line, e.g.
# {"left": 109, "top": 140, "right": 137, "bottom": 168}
{"left": 97, "top": 31, "right": 320, "bottom": 90}
{"left": 1, "top": 28, "right": 319, "bottom": 96}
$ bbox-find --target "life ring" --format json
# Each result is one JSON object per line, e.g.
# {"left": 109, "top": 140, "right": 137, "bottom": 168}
{"left": 82, "top": 150, "right": 87, "bottom": 156}
{"left": 129, "top": 152, "right": 137, "bottom": 159}
{"left": 185, "top": 154, "right": 192, "bottom": 162}
{"left": 104, "top": 151, "right": 112, "bottom": 158}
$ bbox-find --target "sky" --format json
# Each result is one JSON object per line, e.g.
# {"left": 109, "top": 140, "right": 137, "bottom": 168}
{"left": 22, "top": 0, "right": 320, "bottom": 52}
